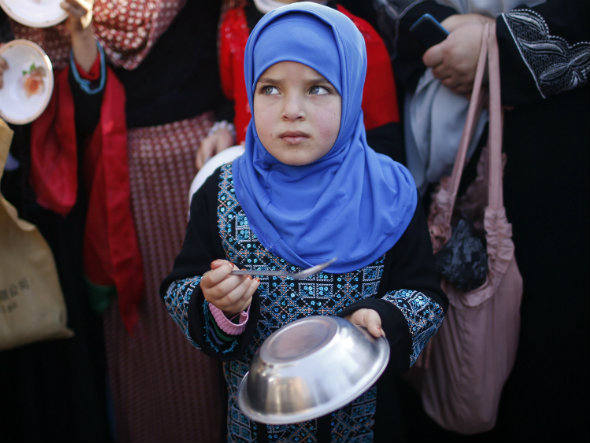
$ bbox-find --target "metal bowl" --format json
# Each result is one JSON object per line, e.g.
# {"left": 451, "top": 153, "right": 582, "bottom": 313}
{"left": 237, "top": 315, "right": 390, "bottom": 424}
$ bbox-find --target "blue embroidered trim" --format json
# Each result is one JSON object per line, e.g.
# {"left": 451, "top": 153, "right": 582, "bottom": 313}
{"left": 163, "top": 276, "right": 201, "bottom": 348}
{"left": 69, "top": 41, "right": 106, "bottom": 95}
{"left": 383, "top": 289, "right": 444, "bottom": 366}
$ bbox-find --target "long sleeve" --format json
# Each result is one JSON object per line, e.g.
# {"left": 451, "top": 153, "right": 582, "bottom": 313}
{"left": 496, "top": 0, "right": 590, "bottom": 105}
{"left": 339, "top": 203, "right": 446, "bottom": 372}
{"left": 160, "top": 169, "right": 259, "bottom": 360}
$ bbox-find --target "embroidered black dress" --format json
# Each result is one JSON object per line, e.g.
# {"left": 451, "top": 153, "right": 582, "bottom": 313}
{"left": 161, "top": 164, "right": 447, "bottom": 442}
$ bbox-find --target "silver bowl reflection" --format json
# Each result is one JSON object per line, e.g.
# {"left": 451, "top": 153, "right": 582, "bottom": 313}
{"left": 237, "top": 315, "right": 390, "bottom": 424}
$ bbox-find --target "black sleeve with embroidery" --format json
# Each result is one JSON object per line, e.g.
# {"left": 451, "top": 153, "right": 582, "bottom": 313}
{"left": 338, "top": 202, "right": 446, "bottom": 372}
{"left": 497, "top": 0, "right": 590, "bottom": 105}
{"left": 160, "top": 168, "right": 258, "bottom": 360}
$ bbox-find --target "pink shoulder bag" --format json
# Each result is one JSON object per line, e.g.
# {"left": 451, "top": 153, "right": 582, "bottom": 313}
{"left": 415, "top": 23, "right": 523, "bottom": 434}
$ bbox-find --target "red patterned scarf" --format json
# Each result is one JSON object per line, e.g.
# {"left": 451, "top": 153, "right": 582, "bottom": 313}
{"left": 11, "top": 0, "right": 186, "bottom": 69}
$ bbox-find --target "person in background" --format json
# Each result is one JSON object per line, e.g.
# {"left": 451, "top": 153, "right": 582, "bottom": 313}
{"left": 1, "top": 1, "right": 231, "bottom": 441}
{"left": 162, "top": 3, "right": 447, "bottom": 441}
{"left": 1, "top": 6, "right": 112, "bottom": 441}
{"left": 196, "top": 0, "right": 403, "bottom": 170}
{"left": 374, "top": 0, "right": 589, "bottom": 440}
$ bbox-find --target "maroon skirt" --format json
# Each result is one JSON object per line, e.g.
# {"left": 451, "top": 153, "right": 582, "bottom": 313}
{"left": 103, "top": 112, "right": 223, "bottom": 443}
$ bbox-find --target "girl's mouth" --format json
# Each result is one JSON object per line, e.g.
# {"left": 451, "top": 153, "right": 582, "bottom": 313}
{"left": 279, "top": 131, "right": 310, "bottom": 145}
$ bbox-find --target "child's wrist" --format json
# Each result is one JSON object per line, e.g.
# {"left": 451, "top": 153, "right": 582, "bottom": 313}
{"left": 208, "top": 303, "right": 249, "bottom": 335}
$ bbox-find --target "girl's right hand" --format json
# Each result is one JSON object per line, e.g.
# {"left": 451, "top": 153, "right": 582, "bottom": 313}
{"left": 201, "top": 259, "right": 259, "bottom": 316}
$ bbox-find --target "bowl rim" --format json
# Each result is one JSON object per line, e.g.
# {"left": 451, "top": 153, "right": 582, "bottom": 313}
{"left": 237, "top": 318, "right": 390, "bottom": 425}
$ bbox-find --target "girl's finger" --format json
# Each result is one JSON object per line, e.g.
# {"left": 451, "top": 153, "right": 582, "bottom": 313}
{"left": 207, "top": 261, "right": 234, "bottom": 287}
{"left": 243, "top": 277, "right": 260, "bottom": 304}
{"left": 223, "top": 275, "right": 254, "bottom": 305}
{"left": 212, "top": 272, "right": 248, "bottom": 297}
{"left": 201, "top": 261, "right": 234, "bottom": 288}
{"left": 210, "top": 259, "right": 228, "bottom": 269}
{"left": 234, "top": 278, "right": 259, "bottom": 313}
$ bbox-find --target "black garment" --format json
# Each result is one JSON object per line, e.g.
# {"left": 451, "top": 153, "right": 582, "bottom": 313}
{"left": 161, "top": 166, "right": 446, "bottom": 442}
{"left": 495, "top": 4, "right": 590, "bottom": 439}
{"left": 112, "top": 0, "right": 223, "bottom": 128}
{"left": 376, "top": 1, "right": 590, "bottom": 441}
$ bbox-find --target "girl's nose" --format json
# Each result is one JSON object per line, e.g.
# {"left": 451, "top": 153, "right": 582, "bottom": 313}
{"left": 281, "top": 94, "right": 305, "bottom": 121}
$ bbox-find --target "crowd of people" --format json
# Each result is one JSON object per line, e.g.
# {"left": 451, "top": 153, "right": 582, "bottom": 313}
{"left": 0, "top": 0, "right": 587, "bottom": 442}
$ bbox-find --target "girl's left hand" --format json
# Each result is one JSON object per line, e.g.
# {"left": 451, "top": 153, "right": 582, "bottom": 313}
{"left": 345, "top": 308, "right": 385, "bottom": 338}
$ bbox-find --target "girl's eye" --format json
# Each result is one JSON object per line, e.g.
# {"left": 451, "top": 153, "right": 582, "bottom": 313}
{"left": 309, "top": 85, "right": 330, "bottom": 95}
{"left": 259, "top": 85, "right": 279, "bottom": 95}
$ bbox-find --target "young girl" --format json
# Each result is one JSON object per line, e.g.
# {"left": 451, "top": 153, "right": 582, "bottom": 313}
{"left": 161, "top": 3, "right": 446, "bottom": 441}
{"left": 196, "top": 0, "right": 402, "bottom": 169}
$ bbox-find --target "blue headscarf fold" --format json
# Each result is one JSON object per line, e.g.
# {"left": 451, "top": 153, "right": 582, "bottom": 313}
{"left": 232, "top": 2, "right": 417, "bottom": 273}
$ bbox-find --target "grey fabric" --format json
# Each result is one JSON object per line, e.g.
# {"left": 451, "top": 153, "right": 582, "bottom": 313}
{"left": 404, "top": 70, "right": 487, "bottom": 194}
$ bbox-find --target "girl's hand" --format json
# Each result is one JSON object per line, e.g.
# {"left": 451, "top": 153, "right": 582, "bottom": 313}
{"left": 422, "top": 14, "right": 494, "bottom": 96}
{"left": 201, "top": 259, "right": 259, "bottom": 316}
{"left": 61, "top": 0, "right": 97, "bottom": 72}
{"left": 346, "top": 308, "right": 385, "bottom": 339}
{"left": 195, "top": 127, "right": 234, "bottom": 170}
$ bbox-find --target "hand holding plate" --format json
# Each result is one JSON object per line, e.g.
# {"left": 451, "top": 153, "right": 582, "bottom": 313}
{"left": 61, "top": 0, "right": 96, "bottom": 73}
{"left": 60, "top": 0, "right": 93, "bottom": 33}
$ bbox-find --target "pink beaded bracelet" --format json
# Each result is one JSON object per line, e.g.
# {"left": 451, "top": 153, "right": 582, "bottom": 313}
{"left": 208, "top": 303, "right": 249, "bottom": 336}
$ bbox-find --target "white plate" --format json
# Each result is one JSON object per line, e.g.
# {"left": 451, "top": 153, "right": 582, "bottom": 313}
{"left": 0, "top": 39, "right": 54, "bottom": 125}
{"left": 0, "top": 0, "right": 67, "bottom": 28}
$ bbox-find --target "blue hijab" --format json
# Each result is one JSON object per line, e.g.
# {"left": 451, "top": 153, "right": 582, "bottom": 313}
{"left": 232, "top": 2, "right": 417, "bottom": 273}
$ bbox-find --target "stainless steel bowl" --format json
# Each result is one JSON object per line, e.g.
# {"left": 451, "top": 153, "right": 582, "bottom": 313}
{"left": 237, "top": 315, "right": 390, "bottom": 424}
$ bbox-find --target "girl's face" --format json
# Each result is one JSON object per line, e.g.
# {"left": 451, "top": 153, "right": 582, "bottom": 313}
{"left": 253, "top": 61, "right": 341, "bottom": 166}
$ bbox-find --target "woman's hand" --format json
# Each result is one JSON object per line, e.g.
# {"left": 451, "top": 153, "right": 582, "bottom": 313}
{"left": 422, "top": 14, "right": 494, "bottom": 96}
{"left": 61, "top": 0, "right": 97, "bottom": 72}
{"left": 345, "top": 308, "right": 385, "bottom": 339}
{"left": 201, "top": 259, "right": 259, "bottom": 316}
{"left": 195, "top": 126, "right": 234, "bottom": 170}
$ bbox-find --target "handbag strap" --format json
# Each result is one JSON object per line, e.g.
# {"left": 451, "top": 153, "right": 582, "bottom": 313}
{"left": 443, "top": 22, "right": 504, "bottom": 221}
{"left": 486, "top": 24, "right": 504, "bottom": 211}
